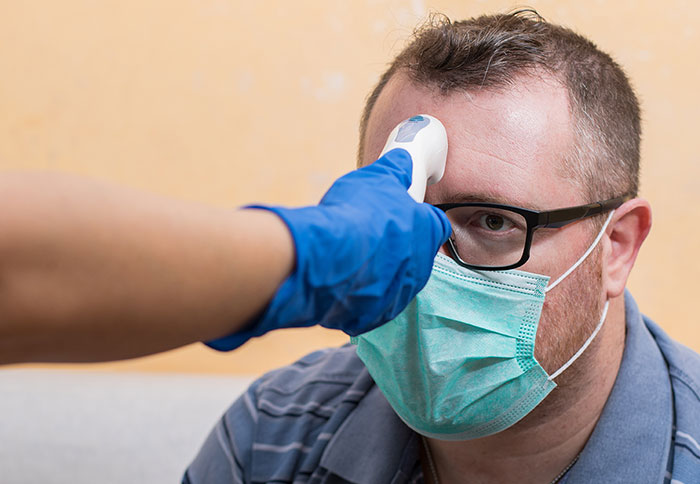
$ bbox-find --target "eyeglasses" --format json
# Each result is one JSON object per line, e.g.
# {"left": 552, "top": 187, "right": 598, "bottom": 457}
{"left": 434, "top": 195, "right": 631, "bottom": 271}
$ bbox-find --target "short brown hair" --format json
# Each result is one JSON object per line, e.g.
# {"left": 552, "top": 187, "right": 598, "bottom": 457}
{"left": 359, "top": 10, "right": 641, "bottom": 200}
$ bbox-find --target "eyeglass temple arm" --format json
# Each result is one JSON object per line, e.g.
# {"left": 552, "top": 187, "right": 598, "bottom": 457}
{"left": 539, "top": 196, "right": 630, "bottom": 229}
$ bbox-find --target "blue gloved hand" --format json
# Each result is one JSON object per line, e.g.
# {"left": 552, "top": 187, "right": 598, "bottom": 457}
{"left": 207, "top": 148, "right": 451, "bottom": 350}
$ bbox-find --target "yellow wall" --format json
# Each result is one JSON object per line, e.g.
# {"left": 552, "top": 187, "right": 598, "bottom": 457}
{"left": 2, "top": 1, "right": 698, "bottom": 375}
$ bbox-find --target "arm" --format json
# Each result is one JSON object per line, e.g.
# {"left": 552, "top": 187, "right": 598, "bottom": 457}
{"left": 0, "top": 172, "right": 294, "bottom": 364}
{"left": 0, "top": 149, "right": 451, "bottom": 363}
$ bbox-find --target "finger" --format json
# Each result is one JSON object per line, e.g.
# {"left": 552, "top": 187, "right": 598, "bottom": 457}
{"left": 427, "top": 205, "right": 453, "bottom": 246}
{"left": 361, "top": 148, "right": 414, "bottom": 189}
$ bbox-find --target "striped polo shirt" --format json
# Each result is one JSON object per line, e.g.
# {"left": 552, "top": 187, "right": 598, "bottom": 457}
{"left": 184, "top": 292, "right": 700, "bottom": 483}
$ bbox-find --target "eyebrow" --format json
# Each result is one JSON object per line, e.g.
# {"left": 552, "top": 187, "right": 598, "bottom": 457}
{"left": 438, "top": 192, "right": 547, "bottom": 212}
{"left": 437, "top": 192, "right": 547, "bottom": 211}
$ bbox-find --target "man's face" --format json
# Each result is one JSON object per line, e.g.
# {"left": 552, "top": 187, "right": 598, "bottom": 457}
{"left": 361, "top": 72, "right": 606, "bottom": 380}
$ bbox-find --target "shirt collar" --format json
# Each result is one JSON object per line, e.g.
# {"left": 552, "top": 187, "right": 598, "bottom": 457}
{"left": 564, "top": 290, "right": 673, "bottom": 483}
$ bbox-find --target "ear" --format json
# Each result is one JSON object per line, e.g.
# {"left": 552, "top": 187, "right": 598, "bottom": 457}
{"left": 603, "top": 198, "right": 652, "bottom": 299}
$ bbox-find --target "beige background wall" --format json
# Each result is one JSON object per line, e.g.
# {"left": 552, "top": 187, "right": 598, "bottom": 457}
{"left": 2, "top": 0, "right": 698, "bottom": 375}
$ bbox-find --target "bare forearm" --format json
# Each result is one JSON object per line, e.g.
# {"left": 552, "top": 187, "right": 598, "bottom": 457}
{"left": 0, "top": 173, "right": 293, "bottom": 364}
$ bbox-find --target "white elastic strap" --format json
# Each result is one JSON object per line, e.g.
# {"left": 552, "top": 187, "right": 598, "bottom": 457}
{"left": 548, "top": 299, "right": 609, "bottom": 381}
{"left": 545, "top": 210, "right": 616, "bottom": 293}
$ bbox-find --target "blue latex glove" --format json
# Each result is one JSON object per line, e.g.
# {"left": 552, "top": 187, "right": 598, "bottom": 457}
{"left": 207, "top": 148, "right": 451, "bottom": 350}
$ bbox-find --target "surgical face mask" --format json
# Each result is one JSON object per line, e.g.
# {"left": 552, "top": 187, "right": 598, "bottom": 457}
{"left": 351, "top": 212, "right": 613, "bottom": 441}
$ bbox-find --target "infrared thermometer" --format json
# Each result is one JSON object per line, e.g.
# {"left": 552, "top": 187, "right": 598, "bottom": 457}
{"left": 379, "top": 114, "right": 448, "bottom": 203}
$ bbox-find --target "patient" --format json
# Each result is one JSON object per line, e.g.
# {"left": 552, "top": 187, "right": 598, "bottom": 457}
{"left": 184, "top": 11, "right": 700, "bottom": 483}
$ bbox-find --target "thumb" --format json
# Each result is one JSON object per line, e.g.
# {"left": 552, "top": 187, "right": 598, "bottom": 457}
{"left": 361, "top": 148, "right": 414, "bottom": 189}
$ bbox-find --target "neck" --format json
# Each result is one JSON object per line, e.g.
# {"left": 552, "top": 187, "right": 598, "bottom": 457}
{"left": 422, "top": 294, "right": 627, "bottom": 484}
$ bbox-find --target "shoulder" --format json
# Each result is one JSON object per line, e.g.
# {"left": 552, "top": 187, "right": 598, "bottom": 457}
{"left": 183, "top": 344, "right": 370, "bottom": 484}
{"left": 644, "top": 315, "right": 700, "bottom": 406}
{"left": 254, "top": 343, "right": 368, "bottom": 394}
{"left": 644, "top": 316, "right": 700, "bottom": 483}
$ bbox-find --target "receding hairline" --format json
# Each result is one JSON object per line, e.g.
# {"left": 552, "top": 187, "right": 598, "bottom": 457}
{"left": 358, "top": 68, "right": 577, "bottom": 170}
{"left": 359, "top": 60, "right": 568, "bottom": 154}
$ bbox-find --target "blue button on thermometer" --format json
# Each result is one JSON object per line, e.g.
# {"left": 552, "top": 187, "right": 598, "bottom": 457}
{"left": 379, "top": 114, "right": 448, "bottom": 203}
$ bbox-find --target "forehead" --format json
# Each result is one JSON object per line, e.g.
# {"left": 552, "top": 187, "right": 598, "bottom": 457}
{"left": 362, "top": 72, "right": 583, "bottom": 209}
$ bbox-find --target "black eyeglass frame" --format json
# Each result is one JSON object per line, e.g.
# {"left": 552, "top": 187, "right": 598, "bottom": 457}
{"left": 434, "top": 195, "right": 632, "bottom": 271}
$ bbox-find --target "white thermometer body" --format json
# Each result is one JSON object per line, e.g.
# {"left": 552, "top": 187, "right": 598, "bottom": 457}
{"left": 379, "top": 114, "right": 448, "bottom": 202}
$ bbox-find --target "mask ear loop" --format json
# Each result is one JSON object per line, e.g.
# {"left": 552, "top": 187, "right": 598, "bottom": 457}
{"left": 545, "top": 210, "right": 616, "bottom": 293}
{"left": 548, "top": 299, "right": 609, "bottom": 381}
{"left": 544, "top": 209, "right": 616, "bottom": 381}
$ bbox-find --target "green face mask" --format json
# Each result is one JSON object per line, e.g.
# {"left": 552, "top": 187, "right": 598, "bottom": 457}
{"left": 351, "top": 214, "right": 612, "bottom": 441}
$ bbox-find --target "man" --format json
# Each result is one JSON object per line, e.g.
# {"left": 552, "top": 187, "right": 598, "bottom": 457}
{"left": 184, "top": 11, "right": 700, "bottom": 483}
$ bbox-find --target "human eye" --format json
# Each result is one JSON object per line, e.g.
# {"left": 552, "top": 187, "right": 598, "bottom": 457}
{"left": 470, "top": 210, "right": 524, "bottom": 234}
{"left": 478, "top": 213, "right": 513, "bottom": 232}
{"left": 446, "top": 206, "right": 528, "bottom": 262}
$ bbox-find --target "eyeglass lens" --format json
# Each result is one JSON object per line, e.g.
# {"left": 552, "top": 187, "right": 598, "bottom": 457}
{"left": 445, "top": 206, "right": 528, "bottom": 268}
